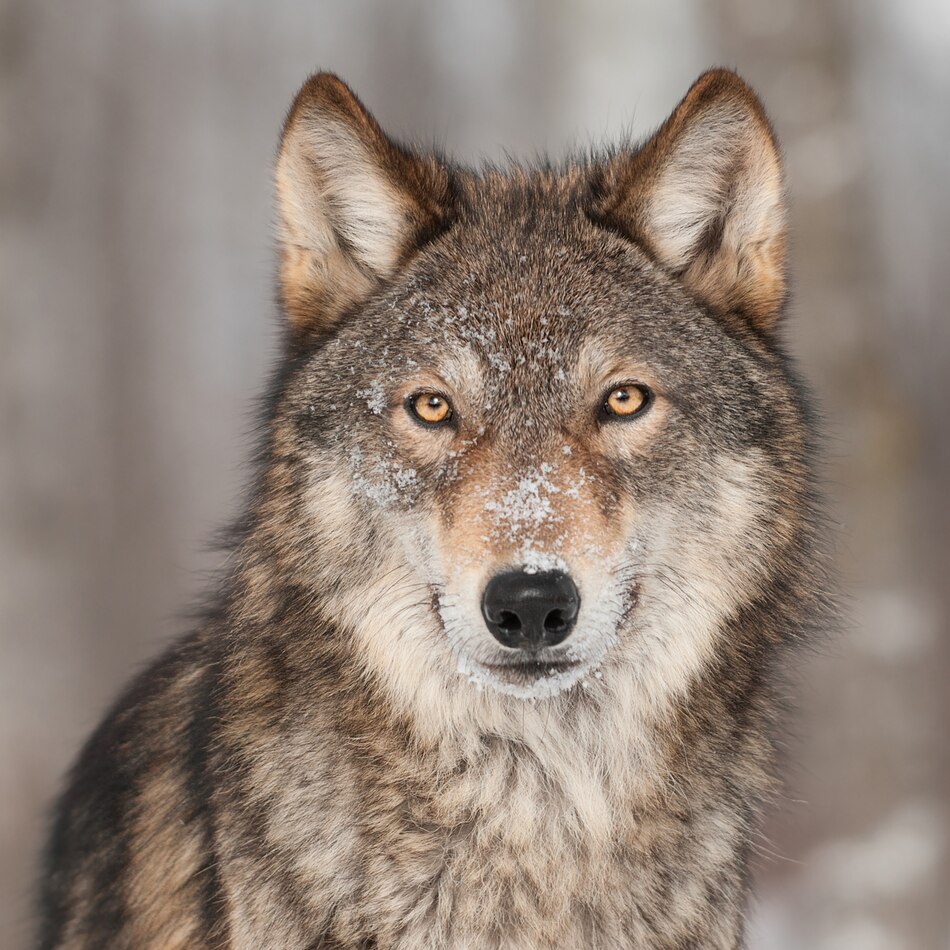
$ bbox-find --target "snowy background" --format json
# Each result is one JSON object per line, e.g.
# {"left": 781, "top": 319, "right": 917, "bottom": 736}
{"left": 2, "top": 0, "right": 949, "bottom": 946}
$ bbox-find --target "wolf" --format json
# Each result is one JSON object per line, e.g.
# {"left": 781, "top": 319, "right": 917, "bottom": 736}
{"left": 38, "top": 68, "right": 827, "bottom": 948}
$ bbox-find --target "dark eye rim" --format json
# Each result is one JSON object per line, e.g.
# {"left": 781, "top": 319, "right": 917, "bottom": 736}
{"left": 405, "top": 390, "right": 456, "bottom": 429}
{"left": 597, "top": 382, "right": 654, "bottom": 423}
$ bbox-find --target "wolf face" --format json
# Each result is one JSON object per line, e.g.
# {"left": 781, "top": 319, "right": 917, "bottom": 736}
{"left": 270, "top": 71, "right": 807, "bottom": 722}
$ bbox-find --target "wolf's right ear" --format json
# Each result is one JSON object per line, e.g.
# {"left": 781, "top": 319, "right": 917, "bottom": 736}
{"left": 275, "top": 73, "right": 454, "bottom": 335}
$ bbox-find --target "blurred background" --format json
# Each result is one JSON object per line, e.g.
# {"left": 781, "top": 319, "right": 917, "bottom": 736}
{"left": 2, "top": 0, "right": 948, "bottom": 946}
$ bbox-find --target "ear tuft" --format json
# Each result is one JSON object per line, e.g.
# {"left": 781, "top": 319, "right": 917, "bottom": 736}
{"left": 592, "top": 69, "right": 788, "bottom": 330}
{"left": 275, "top": 73, "right": 454, "bottom": 335}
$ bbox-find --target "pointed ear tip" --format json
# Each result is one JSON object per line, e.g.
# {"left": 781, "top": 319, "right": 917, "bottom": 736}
{"left": 690, "top": 67, "right": 754, "bottom": 96}
{"left": 296, "top": 70, "right": 352, "bottom": 102}
{"left": 687, "top": 68, "right": 771, "bottom": 118}
{"left": 281, "top": 71, "right": 362, "bottom": 138}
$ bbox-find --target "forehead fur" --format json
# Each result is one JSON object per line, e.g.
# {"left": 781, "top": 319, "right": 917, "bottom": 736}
{"left": 350, "top": 164, "right": 691, "bottom": 362}
{"left": 429, "top": 165, "right": 655, "bottom": 302}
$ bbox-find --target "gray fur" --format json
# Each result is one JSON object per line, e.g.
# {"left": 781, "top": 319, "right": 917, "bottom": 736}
{"left": 39, "top": 69, "right": 827, "bottom": 949}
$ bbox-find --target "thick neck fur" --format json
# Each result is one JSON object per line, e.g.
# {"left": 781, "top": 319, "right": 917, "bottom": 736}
{"left": 212, "top": 510, "right": 776, "bottom": 947}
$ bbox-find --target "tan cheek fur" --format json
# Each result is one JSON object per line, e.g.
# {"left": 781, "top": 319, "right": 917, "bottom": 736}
{"left": 614, "top": 449, "right": 787, "bottom": 718}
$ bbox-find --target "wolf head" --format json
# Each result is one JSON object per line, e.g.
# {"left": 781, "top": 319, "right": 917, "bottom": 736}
{"left": 254, "top": 70, "right": 813, "bottom": 730}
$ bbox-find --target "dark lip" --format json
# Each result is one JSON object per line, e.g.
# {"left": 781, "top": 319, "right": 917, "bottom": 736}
{"left": 482, "top": 657, "right": 581, "bottom": 681}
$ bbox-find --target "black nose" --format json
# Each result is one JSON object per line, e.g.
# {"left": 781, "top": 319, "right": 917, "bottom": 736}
{"left": 481, "top": 570, "right": 580, "bottom": 650}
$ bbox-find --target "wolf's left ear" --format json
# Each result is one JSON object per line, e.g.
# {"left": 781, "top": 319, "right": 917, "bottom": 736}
{"left": 275, "top": 73, "right": 454, "bottom": 335}
{"left": 591, "top": 69, "right": 788, "bottom": 330}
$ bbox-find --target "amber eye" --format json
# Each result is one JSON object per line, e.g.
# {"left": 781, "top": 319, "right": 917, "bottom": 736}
{"left": 601, "top": 383, "right": 652, "bottom": 420}
{"left": 407, "top": 391, "right": 454, "bottom": 427}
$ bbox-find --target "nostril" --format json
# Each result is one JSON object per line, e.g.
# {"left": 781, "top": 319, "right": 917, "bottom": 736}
{"left": 498, "top": 610, "right": 522, "bottom": 633}
{"left": 543, "top": 608, "right": 567, "bottom": 633}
